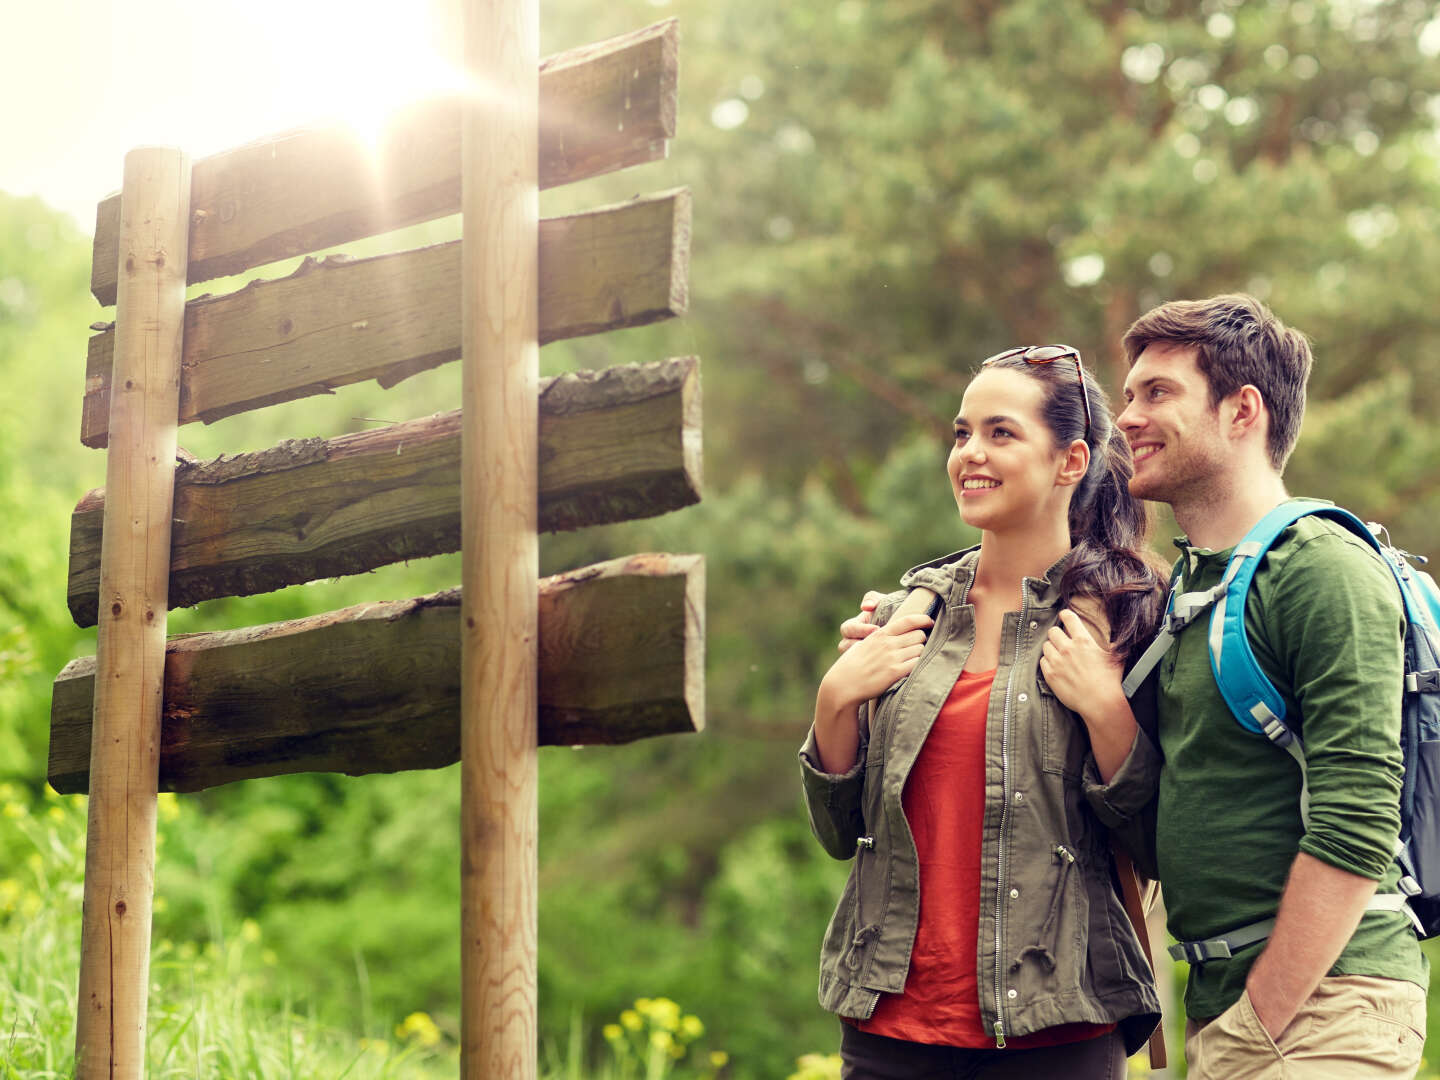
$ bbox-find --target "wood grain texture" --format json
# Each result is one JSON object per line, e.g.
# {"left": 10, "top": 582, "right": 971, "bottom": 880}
{"left": 49, "top": 554, "right": 705, "bottom": 795}
{"left": 67, "top": 358, "right": 701, "bottom": 627}
{"left": 88, "top": 20, "right": 678, "bottom": 306}
{"left": 460, "top": 0, "right": 540, "bottom": 1072}
{"left": 76, "top": 147, "right": 190, "bottom": 1080}
{"left": 81, "top": 189, "right": 691, "bottom": 447}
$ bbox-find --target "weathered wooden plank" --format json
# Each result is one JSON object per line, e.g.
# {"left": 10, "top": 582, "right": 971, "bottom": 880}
{"left": 49, "top": 553, "right": 704, "bottom": 795}
{"left": 89, "top": 20, "right": 679, "bottom": 306}
{"left": 81, "top": 190, "right": 691, "bottom": 447}
{"left": 67, "top": 358, "right": 701, "bottom": 628}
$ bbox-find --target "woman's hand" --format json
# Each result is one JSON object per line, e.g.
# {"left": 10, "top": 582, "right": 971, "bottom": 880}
{"left": 812, "top": 611, "right": 932, "bottom": 774}
{"left": 1040, "top": 608, "right": 1134, "bottom": 782}
{"left": 824, "top": 611, "right": 934, "bottom": 704}
{"left": 1039, "top": 609, "right": 1123, "bottom": 713}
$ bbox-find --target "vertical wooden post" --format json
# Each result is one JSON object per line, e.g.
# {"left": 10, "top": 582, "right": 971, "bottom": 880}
{"left": 75, "top": 147, "right": 190, "bottom": 1078}
{"left": 459, "top": 0, "right": 539, "bottom": 1075}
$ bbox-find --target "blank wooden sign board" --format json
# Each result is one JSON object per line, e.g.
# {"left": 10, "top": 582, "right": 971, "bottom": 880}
{"left": 52, "top": 11, "right": 700, "bottom": 1078}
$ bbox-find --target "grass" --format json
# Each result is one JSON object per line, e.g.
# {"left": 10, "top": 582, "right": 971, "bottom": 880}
{"left": 0, "top": 787, "right": 749, "bottom": 1079}
{"left": 0, "top": 787, "right": 458, "bottom": 1079}
{"left": 6, "top": 783, "right": 1433, "bottom": 1078}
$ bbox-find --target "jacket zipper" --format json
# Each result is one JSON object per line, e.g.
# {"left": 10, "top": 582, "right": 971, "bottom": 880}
{"left": 992, "top": 585, "right": 1031, "bottom": 1049}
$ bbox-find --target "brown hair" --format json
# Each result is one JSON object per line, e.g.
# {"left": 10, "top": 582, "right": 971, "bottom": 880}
{"left": 1121, "top": 293, "right": 1313, "bottom": 470}
{"left": 981, "top": 354, "right": 1166, "bottom": 665}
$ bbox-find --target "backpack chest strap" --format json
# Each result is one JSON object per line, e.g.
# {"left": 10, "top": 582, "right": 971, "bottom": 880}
{"left": 1121, "top": 549, "right": 1257, "bottom": 698}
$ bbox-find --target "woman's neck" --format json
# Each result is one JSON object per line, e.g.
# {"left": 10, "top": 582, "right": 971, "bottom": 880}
{"left": 971, "top": 524, "right": 1072, "bottom": 604}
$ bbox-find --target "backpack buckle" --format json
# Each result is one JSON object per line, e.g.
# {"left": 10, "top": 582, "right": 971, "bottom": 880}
{"left": 1405, "top": 670, "right": 1440, "bottom": 693}
{"left": 1167, "top": 938, "right": 1233, "bottom": 964}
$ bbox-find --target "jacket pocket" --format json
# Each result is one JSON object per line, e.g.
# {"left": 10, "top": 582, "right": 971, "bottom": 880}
{"left": 820, "top": 866, "right": 862, "bottom": 978}
{"left": 1010, "top": 844, "right": 1085, "bottom": 993}
{"left": 1085, "top": 856, "right": 1154, "bottom": 995}
{"left": 842, "top": 840, "right": 882, "bottom": 974}
{"left": 1037, "top": 676, "right": 1087, "bottom": 781}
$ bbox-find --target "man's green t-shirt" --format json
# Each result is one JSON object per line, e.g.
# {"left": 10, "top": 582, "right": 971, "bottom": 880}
{"left": 1155, "top": 508, "right": 1429, "bottom": 1019}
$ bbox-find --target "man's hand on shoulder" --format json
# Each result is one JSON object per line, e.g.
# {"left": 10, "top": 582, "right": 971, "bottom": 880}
{"left": 837, "top": 591, "right": 887, "bottom": 653}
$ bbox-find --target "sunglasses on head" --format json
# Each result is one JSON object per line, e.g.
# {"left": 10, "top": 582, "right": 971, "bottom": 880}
{"left": 981, "top": 344, "right": 1092, "bottom": 440}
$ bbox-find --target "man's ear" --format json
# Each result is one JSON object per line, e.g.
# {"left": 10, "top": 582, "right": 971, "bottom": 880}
{"left": 1056, "top": 438, "right": 1090, "bottom": 487}
{"left": 1227, "top": 384, "right": 1268, "bottom": 442}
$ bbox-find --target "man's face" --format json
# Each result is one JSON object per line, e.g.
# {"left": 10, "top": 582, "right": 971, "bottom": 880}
{"left": 1118, "top": 343, "right": 1227, "bottom": 506}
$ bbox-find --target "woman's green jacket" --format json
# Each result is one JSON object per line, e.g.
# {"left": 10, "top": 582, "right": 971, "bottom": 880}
{"left": 799, "top": 547, "right": 1163, "bottom": 1054}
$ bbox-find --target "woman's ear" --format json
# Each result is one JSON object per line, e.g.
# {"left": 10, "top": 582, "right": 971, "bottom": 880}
{"left": 1056, "top": 439, "right": 1090, "bottom": 488}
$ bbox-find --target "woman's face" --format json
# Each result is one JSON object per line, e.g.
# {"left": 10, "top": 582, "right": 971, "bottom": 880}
{"left": 947, "top": 367, "right": 1078, "bottom": 533}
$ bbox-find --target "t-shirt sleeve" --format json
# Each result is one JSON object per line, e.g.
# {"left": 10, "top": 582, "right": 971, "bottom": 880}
{"left": 1251, "top": 528, "right": 1406, "bottom": 881}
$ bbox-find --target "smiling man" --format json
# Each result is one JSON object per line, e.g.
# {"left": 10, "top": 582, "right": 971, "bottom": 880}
{"left": 1112, "top": 294, "right": 1429, "bottom": 1077}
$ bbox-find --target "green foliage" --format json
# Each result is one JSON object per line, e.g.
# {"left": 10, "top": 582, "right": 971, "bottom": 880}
{"left": 6, "top": 0, "right": 1440, "bottom": 1075}
{"left": 0, "top": 787, "right": 460, "bottom": 1078}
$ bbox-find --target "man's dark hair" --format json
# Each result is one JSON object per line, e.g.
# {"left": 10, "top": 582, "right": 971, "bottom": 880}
{"left": 1121, "top": 293, "right": 1313, "bottom": 470}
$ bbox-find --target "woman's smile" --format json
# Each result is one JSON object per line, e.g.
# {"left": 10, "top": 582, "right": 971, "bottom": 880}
{"left": 960, "top": 475, "right": 1001, "bottom": 495}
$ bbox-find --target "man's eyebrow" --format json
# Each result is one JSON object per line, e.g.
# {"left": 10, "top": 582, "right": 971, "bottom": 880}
{"left": 1124, "top": 375, "right": 1168, "bottom": 396}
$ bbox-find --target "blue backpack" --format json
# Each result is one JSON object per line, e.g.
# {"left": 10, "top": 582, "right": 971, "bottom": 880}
{"left": 1123, "top": 499, "right": 1440, "bottom": 961}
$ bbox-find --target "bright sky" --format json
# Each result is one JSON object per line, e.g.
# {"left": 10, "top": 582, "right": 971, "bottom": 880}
{"left": 3, "top": 0, "right": 465, "bottom": 232}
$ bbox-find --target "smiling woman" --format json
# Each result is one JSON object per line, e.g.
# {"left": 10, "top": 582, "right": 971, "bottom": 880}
{"left": 803, "top": 345, "right": 1171, "bottom": 1077}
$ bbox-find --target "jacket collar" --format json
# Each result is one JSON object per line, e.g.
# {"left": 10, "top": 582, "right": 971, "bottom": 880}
{"left": 899, "top": 546, "right": 1073, "bottom": 609}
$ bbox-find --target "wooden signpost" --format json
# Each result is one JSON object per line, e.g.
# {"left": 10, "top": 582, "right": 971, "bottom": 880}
{"left": 54, "top": 9, "right": 699, "bottom": 1078}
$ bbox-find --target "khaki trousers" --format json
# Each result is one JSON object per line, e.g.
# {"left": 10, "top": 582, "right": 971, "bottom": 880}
{"left": 1184, "top": 975, "right": 1426, "bottom": 1080}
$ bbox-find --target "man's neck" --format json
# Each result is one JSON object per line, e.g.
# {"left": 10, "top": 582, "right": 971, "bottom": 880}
{"left": 1172, "top": 468, "right": 1291, "bottom": 551}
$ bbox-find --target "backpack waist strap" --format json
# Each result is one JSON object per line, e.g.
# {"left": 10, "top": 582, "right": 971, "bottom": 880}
{"left": 1167, "top": 894, "right": 1416, "bottom": 965}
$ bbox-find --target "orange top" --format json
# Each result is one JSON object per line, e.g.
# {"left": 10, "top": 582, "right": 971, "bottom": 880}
{"left": 857, "top": 668, "right": 1114, "bottom": 1049}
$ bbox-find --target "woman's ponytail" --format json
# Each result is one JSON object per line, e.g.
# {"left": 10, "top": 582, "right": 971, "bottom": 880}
{"left": 985, "top": 353, "right": 1166, "bottom": 665}
{"left": 1063, "top": 417, "right": 1166, "bottom": 666}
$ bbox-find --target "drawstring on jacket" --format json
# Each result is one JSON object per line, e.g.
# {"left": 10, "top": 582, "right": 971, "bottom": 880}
{"left": 1012, "top": 844, "right": 1076, "bottom": 975}
{"left": 846, "top": 836, "right": 880, "bottom": 971}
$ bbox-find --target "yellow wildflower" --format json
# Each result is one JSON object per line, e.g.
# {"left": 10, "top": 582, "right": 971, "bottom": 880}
{"left": 681, "top": 1014, "right": 705, "bottom": 1040}
{"left": 649, "top": 1030, "right": 675, "bottom": 1053}
{"left": 710, "top": 1050, "right": 730, "bottom": 1068}
{"left": 240, "top": 918, "right": 262, "bottom": 944}
{"left": 649, "top": 997, "right": 682, "bottom": 1031}
{"left": 787, "top": 1052, "right": 842, "bottom": 1080}
{"left": 396, "top": 1011, "right": 442, "bottom": 1047}
{"left": 157, "top": 792, "right": 181, "bottom": 823}
{"left": 620, "top": 1009, "right": 643, "bottom": 1032}
{"left": 2, "top": 802, "right": 25, "bottom": 819}
{"left": 603, "top": 1023, "right": 623, "bottom": 1041}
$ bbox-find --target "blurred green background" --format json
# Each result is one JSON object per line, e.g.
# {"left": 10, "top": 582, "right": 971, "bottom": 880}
{"left": 5, "top": 0, "right": 1440, "bottom": 1075}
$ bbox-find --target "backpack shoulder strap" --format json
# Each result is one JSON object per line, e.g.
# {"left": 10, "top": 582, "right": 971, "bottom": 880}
{"left": 1120, "top": 564, "right": 1184, "bottom": 697}
{"left": 1210, "top": 499, "right": 1391, "bottom": 833}
{"left": 1208, "top": 498, "right": 1342, "bottom": 737}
